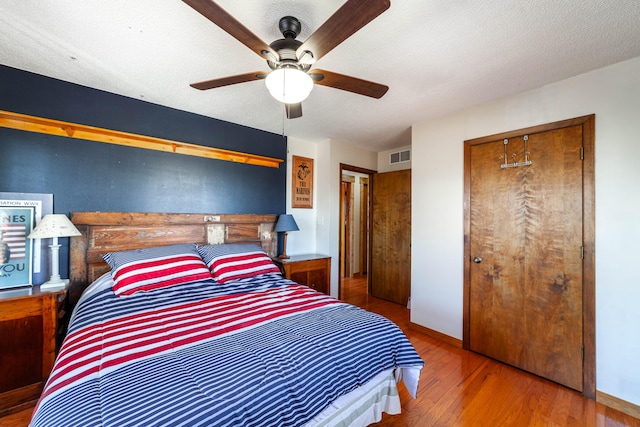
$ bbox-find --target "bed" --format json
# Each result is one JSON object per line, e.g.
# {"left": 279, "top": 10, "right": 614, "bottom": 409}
{"left": 30, "top": 212, "right": 423, "bottom": 427}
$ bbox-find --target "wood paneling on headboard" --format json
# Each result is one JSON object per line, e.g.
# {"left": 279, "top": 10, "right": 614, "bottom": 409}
{"left": 68, "top": 212, "right": 277, "bottom": 305}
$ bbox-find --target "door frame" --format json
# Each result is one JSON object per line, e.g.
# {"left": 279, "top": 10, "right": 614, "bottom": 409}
{"left": 462, "top": 114, "right": 595, "bottom": 399}
{"left": 338, "top": 163, "right": 376, "bottom": 300}
{"left": 340, "top": 176, "right": 354, "bottom": 278}
{"left": 359, "top": 177, "right": 370, "bottom": 276}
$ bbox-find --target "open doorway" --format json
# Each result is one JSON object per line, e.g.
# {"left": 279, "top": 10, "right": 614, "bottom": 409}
{"left": 339, "top": 164, "right": 376, "bottom": 299}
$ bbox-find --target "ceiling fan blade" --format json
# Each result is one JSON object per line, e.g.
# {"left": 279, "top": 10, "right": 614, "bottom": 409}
{"left": 309, "top": 69, "right": 388, "bottom": 99}
{"left": 183, "top": 0, "right": 278, "bottom": 61}
{"left": 296, "top": 0, "right": 390, "bottom": 63}
{"left": 285, "top": 103, "right": 303, "bottom": 119}
{"left": 190, "top": 71, "right": 267, "bottom": 90}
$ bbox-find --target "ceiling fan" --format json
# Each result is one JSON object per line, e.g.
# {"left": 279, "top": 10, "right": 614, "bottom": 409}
{"left": 183, "top": 0, "right": 391, "bottom": 119}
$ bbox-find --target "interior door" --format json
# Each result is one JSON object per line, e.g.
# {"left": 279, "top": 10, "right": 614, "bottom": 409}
{"left": 468, "top": 125, "right": 585, "bottom": 391}
{"left": 371, "top": 169, "right": 411, "bottom": 305}
{"left": 359, "top": 177, "right": 370, "bottom": 275}
{"left": 340, "top": 178, "right": 354, "bottom": 278}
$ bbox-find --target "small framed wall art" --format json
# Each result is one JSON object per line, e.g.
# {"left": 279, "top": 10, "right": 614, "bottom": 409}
{"left": 0, "top": 192, "right": 53, "bottom": 288}
{"left": 291, "top": 155, "right": 313, "bottom": 209}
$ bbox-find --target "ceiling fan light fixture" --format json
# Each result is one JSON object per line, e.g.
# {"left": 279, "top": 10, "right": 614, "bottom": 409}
{"left": 265, "top": 68, "right": 314, "bottom": 104}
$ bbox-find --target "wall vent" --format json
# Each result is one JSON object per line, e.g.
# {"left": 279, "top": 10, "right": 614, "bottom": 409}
{"left": 389, "top": 149, "right": 411, "bottom": 164}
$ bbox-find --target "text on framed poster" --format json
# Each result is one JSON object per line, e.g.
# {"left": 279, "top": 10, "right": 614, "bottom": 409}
{"left": 292, "top": 155, "right": 313, "bottom": 209}
{"left": 0, "top": 193, "right": 53, "bottom": 288}
{"left": 0, "top": 204, "right": 35, "bottom": 288}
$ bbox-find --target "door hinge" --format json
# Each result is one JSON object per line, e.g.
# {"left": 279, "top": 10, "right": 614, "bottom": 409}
{"left": 581, "top": 246, "right": 584, "bottom": 260}
{"left": 581, "top": 147, "right": 584, "bottom": 160}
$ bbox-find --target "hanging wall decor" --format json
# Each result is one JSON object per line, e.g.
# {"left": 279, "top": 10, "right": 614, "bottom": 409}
{"left": 292, "top": 155, "right": 314, "bottom": 209}
{"left": 0, "top": 192, "right": 53, "bottom": 288}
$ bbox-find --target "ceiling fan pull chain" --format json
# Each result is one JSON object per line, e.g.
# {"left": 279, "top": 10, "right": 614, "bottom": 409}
{"left": 282, "top": 100, "right": 286, "bottom": 137}
{"left": 281, "top": 69, "right": 287, "bottom": 101}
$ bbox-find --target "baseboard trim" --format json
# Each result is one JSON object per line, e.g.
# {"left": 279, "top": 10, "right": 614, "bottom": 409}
{"left": 408, "top": 322, "right": 463, "bottom": 348}
{"left": 406, "top": 322, "right": 640, "bottom": 419}
{"left": 596, "top": 390, "right": 640, "bottom": 419}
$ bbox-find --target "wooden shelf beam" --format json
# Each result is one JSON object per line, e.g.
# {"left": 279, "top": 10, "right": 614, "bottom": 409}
{"left": 0, "top": 110, "right": 283, "bottom": 168}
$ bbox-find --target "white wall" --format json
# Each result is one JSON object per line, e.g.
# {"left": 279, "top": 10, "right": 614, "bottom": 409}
{"left": 411, "top": 56, "right": 640, "bottom": 405}
{"left": 285, "top": 137, "right": 377, "bottom": 296}
{"left": 282, "top": 137, "right": 319, "bottom": 255}
{"left": 377, "top": 144, "right": 412, "bottom": 173}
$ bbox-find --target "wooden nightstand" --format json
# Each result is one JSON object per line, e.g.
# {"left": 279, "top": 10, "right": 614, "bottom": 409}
{"left": 0, "top": 286, "right": 66, "bottom": 416}
{"left": 274, "top": 254, "right": 331, "bottom": 294}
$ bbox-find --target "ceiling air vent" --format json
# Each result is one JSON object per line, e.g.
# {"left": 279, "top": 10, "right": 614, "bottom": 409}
{"left": 389, "top": 149, "right": 411, "bottom": 164}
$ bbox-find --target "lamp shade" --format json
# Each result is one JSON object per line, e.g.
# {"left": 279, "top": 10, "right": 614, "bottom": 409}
{"left": 265, "top": 68, "right": 314, "bottom": 104}
{"left": 28, "top": 214, "right": 81, "bottom": 239}
{"left": 275, "top": 214, "right": 299, "bottom": 233}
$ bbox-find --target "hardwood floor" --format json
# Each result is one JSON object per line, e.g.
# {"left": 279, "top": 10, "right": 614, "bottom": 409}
{"left": 0, "top": 408, "right": 32, "bottom": 427}
{"left": 342, "top": 275, "right": 640, "bottom": 427}
{"left": 3, "top": 276, "right": 638, "bottom": 426}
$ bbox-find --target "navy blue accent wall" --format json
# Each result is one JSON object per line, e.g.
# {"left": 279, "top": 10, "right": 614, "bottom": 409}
{"left": 0, "top": 65, "right": 287, "bottom": 279}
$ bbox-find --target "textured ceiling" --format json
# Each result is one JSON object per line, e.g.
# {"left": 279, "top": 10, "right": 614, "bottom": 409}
{"left": 1, "top": 0, "right": 640, "bottom": 152}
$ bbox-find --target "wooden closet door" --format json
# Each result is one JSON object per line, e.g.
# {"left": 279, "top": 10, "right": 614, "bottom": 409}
{"left": 371, "top": 169, "right": 411, "bottom": 305}
{"left": 468, "top": 125, "right": 584, "bottom": 391}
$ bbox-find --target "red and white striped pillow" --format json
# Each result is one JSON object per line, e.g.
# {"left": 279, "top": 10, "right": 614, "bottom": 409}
{"left": 104, "top": 244, "right": 212, "bottom": 296}
{"left": 198, "top": 244, "right": 281, "bottom": 284}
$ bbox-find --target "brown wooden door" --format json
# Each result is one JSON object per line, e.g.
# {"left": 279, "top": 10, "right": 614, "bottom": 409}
{"left": 359, "top": 177, "right": 370, "bottom": 275}
{"left": 371, "top": 169, "right": 411, "bottom": 305}
{"left": 468, "top": 125, "right": 584, "bottom": 391}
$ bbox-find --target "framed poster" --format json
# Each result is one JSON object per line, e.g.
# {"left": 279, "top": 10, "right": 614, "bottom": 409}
{"left": 292, "top": 155, "right": 313, "bottom": 209}
{"left": 0, "top": 193, "right": 53, "bottom": 288}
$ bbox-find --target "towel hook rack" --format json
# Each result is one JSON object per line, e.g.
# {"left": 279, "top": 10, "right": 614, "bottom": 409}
{"left": 500, "top": 135, "right": 532, "bottom": 169}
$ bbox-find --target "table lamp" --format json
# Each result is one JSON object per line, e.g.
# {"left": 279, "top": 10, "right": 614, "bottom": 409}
{"left": 275, "top": 214, "right": 299, "bottom": 259}
{"left": 28, "top": 214, "right": 81, "bottom": 291}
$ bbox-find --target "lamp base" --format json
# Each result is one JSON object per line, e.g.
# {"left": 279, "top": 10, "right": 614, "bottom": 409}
{"left": 39, "top": 278, "right": 69, "bottom": 292}
{"left": 278, "top": 254, "right": 290, "bottom": 260}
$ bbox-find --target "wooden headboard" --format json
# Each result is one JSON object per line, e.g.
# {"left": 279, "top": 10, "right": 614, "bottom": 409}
{"left": 68, "top": 211, "right": 277, "bottom": 306}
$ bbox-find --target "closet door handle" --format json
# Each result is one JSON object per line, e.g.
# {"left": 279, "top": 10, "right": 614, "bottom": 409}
{"left": 473, "top": 256, "right": 483, "bottom": 264}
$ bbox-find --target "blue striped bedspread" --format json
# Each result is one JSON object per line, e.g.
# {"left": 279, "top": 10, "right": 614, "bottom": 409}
{"left": 31, "top": 273, "right": 423, "bottom": 427}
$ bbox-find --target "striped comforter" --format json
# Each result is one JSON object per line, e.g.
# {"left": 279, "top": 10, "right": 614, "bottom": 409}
{"left": 31, "top": 273, "right": 423, "bottom": 427}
